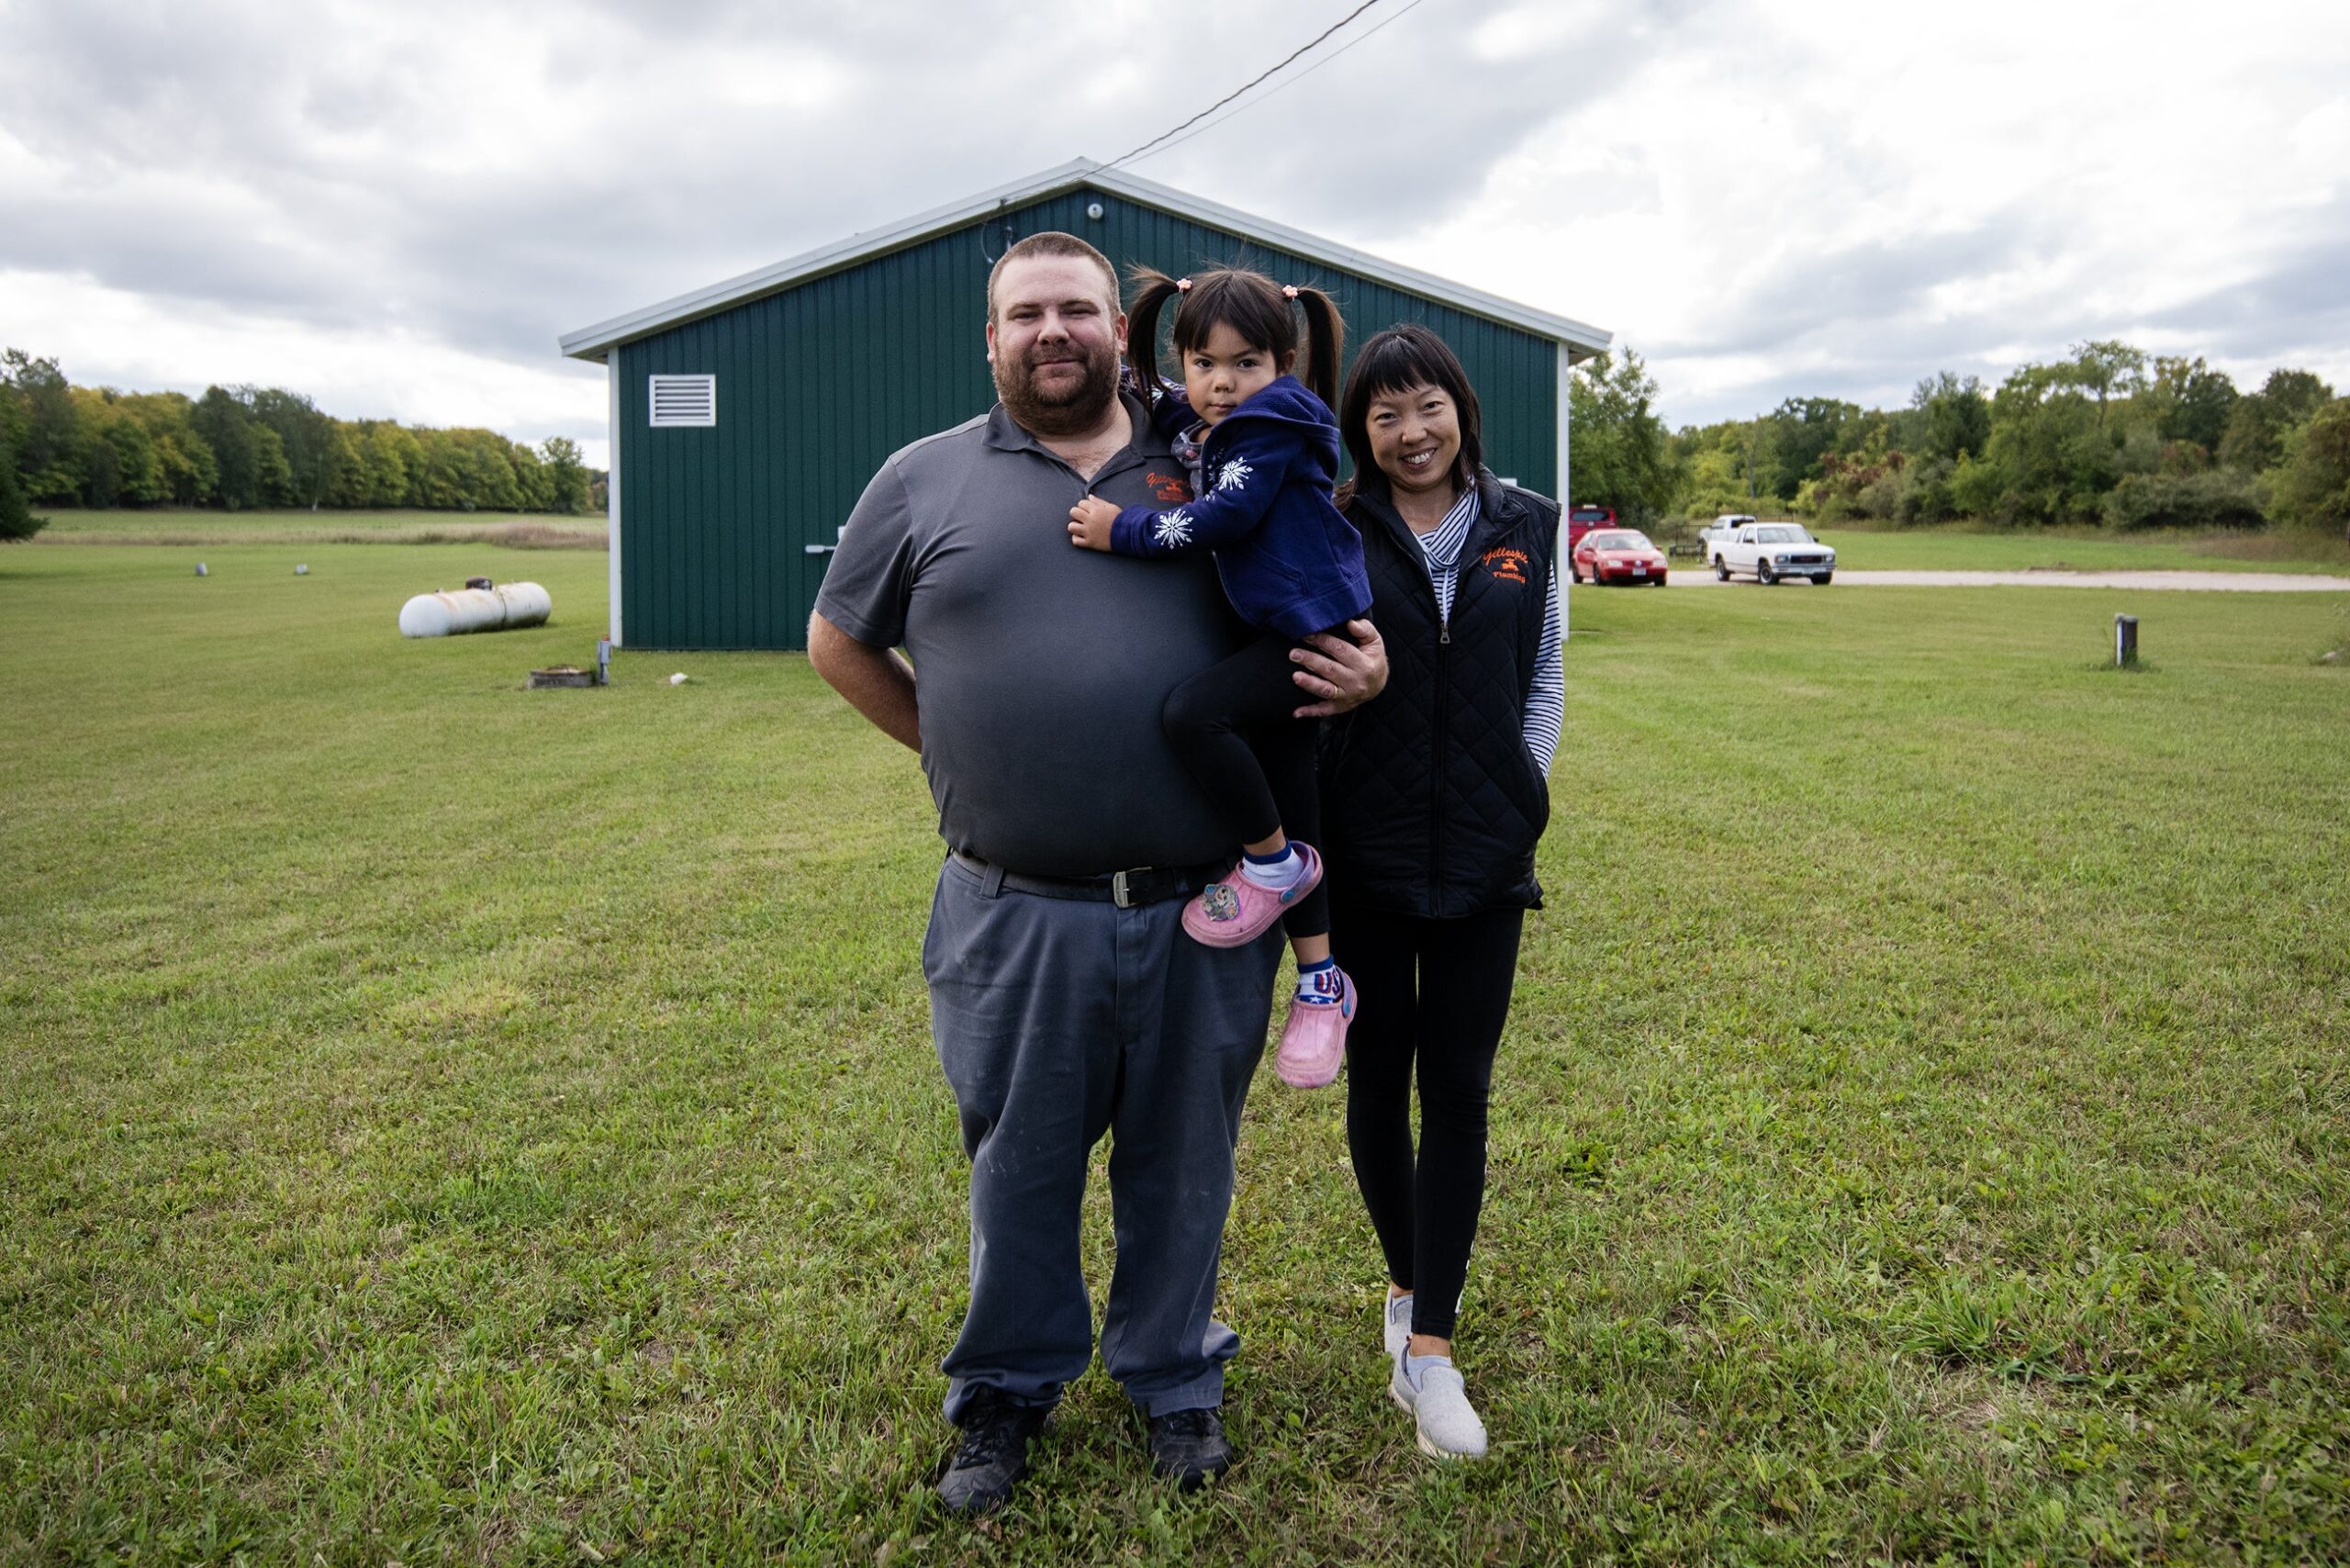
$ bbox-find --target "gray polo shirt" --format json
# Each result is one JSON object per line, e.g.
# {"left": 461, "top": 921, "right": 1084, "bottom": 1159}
{"left": 814, "top": 395, "right": 1248, "bottom": 877}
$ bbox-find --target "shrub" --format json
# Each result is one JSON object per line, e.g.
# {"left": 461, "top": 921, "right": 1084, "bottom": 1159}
{"left": 2265, "top": 399, "right": 2350, "bottom": 538}
{"left": 1895, "top": 456, "right": 1960, "bottom": 524}
{"left": 0, "top": 453, "right": 47, "bottom": 542}
{"left": 2100, "top": 469, "right": 2266, "bottom": 531}
{"left": 1946, "top": 454, "right": 2007, "bottom": 523}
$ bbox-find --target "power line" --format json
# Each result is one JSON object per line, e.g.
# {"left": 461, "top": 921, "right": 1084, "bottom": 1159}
{"left": 1102, "top": 0, "right": 1397, "bottom": 171}
{"left": 1120, "top": 0, "right": 1434, "bottom": 168}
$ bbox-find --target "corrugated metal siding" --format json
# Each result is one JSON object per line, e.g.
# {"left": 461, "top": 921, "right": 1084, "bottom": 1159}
{"left": 617, "top": 186, "right": 1559, "bottom": 650}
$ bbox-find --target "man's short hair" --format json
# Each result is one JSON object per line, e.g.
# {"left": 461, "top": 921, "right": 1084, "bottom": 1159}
{"left": 986, "top": 232, "right": 1121, "bottom": 325}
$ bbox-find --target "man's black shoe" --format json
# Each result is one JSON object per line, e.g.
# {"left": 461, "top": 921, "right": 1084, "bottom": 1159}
{"left": 1145, "top": 1406, "right": 1233, "bottom": 1492}
{"left": 934, "top": 1388, "right": 1049, "bottom": 1516}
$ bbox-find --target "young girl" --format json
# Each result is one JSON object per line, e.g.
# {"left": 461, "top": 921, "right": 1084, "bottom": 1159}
{"left": 1068, "top": 265, "right": 1372, "bottom": 1088}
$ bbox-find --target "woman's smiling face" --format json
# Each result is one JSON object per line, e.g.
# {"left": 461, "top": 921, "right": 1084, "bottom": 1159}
{"left": 1365, "top": 382, "right": 1462, "bottom": 498}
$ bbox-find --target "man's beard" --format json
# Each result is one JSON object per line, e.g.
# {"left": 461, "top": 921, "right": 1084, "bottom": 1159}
{"left": 994, "top": 337, "right": 1120, "bottom": 437}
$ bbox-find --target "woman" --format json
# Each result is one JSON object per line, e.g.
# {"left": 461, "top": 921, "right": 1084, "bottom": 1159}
{"left": 1318, "top": 324, "right": 1563, "bottom": 1460}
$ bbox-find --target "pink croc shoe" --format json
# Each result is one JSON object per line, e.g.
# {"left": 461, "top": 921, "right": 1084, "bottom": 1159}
{"left": 1275, "top": 966, "right": 1353, "bottom": 1088}
{"left": 1181, "top": 845, "right": 1324, "bottom": 949}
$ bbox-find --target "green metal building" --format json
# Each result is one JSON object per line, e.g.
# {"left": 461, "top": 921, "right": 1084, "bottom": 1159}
{"left": 559, "top": 159, "right": 1611, "bottom": 651}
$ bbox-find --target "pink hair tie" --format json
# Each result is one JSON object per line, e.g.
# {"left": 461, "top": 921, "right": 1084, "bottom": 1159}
{"left": 1281, "top": 285, "right": 1300, "bottom": 299}
{"left": 1176, "top": 277, "right": 1192, "bottom": 292}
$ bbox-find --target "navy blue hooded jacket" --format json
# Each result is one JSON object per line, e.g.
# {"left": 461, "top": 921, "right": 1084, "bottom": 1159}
{"left": 1108, "top": 375, "right": 1372, "bottom": 640}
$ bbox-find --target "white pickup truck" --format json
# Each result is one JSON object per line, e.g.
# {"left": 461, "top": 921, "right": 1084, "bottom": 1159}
{"left": 1711, "top": 521, "right": 1835, "bottom": 585}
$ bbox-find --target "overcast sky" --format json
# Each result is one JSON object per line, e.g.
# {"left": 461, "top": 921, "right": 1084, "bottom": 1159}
{"left": 4, "top": 0, "right": 2345, "bottom": 467}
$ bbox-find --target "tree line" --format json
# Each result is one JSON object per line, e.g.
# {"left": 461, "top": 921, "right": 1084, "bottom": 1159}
{"left": 1569, "top": 341, "right": 2350, "bottom": 538}
{"left": 0, "top": 349, "right": 605, "bottom": 541}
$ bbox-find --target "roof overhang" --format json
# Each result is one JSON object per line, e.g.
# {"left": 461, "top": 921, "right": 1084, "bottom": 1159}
{"left": 558, "top": 158, "right": 1613, "bottom": 364}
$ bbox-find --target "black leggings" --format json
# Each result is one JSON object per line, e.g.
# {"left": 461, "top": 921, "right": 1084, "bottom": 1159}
{"left": 1162, "top": 629, "right": 1330, "bottom": 941}
{"left": 1332, "top": 898, "right": 1525, "bottom": 1340}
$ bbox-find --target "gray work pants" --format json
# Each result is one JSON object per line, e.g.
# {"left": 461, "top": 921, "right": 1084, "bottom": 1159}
{"left": 923, "top": 855, "right": 1280, "bottom": 1423}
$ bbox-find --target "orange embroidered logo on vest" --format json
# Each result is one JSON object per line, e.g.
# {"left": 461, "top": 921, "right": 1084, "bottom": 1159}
{"left": 1482, "top": 547, "right": 1529, "bottom": 584}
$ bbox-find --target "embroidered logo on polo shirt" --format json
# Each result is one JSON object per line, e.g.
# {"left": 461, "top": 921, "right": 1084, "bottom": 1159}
{"left": 1148, "top": 471, "right": 1193, "bottom": 503}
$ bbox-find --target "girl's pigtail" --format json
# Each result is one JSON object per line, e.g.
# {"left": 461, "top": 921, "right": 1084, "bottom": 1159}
{"left": 1124, "top": 265, "right": 1184, "bottom": 413}
{"left": 1292, "top": 286, "right": 1345, "bottom": 409}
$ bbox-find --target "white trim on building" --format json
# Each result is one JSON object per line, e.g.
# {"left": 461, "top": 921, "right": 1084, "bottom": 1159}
{"left": 558, "top": 159, "right": 1612, "bottom": 364}
{"left": 1556, "top": 342, "right": 1574, "bottom": 644}
{"left": 607, "top": 362, "right": 622, "bottom": 647}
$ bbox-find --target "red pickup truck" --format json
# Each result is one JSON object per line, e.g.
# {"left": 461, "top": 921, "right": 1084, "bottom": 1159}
{"left": 1566, "top": 504, "right": 1617, "bottom": 550}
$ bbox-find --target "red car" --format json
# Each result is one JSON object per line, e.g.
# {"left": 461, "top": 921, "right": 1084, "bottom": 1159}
{"left": 1571, "top": 528, "right": 1668, "bottom": 586}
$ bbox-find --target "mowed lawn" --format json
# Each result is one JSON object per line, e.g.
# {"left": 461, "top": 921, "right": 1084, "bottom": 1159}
{"left": 29, "top": 507, "right": 604, "bottom": 549}
{"left": 3, "top": 542, "right": 2346, "bottom": 1564}
{"left": 1756, "top": 525, "right": 2350, "bottom": 576}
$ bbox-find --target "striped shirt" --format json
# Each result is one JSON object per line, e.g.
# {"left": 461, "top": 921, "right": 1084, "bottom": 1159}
{"left": 1412, "top": 488, "right": 1566, "bottom": 776}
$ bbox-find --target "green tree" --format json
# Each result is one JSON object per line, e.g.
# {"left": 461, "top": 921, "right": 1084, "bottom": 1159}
{"left": 103, "top": 408, "right": 164, "bottom": 503}
{"left": 317, "top": 424, "right": 363, "bottom": 507}
{"left": 1910, "top": 372, "right": 1991, "bottom": 463}
{"left": 1567, "top": 349, "right": 1678, "bottom": 524}
{"left": 3, "top": 349, "right": 85, "bottom": 502}
{"left": 510, "top": 442, "right": 553, "bottom": 511}
{"left": 369, "top": 423, "right": 427, "bottom": 506}
{"left": 2145, "top": 357, "right": 2238, "bottom": 455}
{"left": 244, "top": 387, "right": 334, "bottom": 507}
{"left": 2059, "top": 339, "right": 2148, "bottom": 427}
{"left": 0, "top": 447, "right": 43, "bottom": 540}
{"left": 192, "top": 386, "right": 263, "bottom": 509}
{"left": 114, "top": 391, "right": 214, "bottom": 504}
{"left": 539, "top": 435, "right": 591, "bottom": 514}
{"left": 2262, "top": 368, "right": 2334, "bottom": 425}
{"left": 1974, "top": 363, "right": 2117, "bottom": 525}
{"left": 2266, "top": 398, "right": 2350, "bottom": 539}
{"left": 2217, "top": 368, "right": 2337, "bottom": 472}
{"left": 1764, "top": 397, "right": 1860, "bottom": 500}
{"left": 251, "top": 423, "right": 296, "bottom": 505}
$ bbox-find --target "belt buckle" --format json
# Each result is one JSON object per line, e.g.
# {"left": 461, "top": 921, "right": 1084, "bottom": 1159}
{"left": 1111, "top": 868, "right": 1142, "bottom": 909}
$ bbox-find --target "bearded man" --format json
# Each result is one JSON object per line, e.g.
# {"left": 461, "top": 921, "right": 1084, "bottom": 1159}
{"left": 808, "top": 231, "right": 1385, "bottom": 1511}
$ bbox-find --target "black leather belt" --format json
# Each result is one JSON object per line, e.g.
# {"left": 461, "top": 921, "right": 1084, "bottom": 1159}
{"left": 951, "top": 851, "right": 1225, "bottom": 909}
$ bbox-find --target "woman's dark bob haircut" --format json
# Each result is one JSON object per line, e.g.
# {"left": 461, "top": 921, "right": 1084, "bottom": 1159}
{"left": 1337, "top": 323, "right": 1484, "bottom": 501}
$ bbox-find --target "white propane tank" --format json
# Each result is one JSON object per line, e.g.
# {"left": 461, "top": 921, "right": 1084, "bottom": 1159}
{"left": 398, "top": 581, "right": 554, "bottom": 638}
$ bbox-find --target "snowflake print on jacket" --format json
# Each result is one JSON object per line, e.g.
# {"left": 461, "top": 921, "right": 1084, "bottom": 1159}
{"left": 1102, "top": 376, "right": 1371, "bottom": 642}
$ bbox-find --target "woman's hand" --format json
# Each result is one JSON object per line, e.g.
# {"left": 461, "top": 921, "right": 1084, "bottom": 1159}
{"left": 1068, "top": 496, "right": 1120, "bottom": 551}
{"left": 1292, "top": 618, "right": 1387, "bottom": 717}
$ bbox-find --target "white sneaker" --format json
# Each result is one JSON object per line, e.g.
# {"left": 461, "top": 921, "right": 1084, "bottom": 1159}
{"left": 1382, "top": 1293, "right": 1413, "bottom": 1359}
{"left": 1389, "top": 1349, "right": 1488, "bottom": 1460}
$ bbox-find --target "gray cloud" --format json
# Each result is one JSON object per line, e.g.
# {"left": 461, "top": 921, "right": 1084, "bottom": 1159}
{"left": 1660, "top": 218, "right": 2049, "bottom": 360}
{"left": 5, "top": 0, "right": 2345, "bottom": 444}
{"left": 2145, "top": 226, "right": 2350, "bottom": 365}
{"left": 1135, "top": 0, "right": 1719, "bottom": 242}
{"left": 0, "top": 0, "right": 1677, "bottom": 383}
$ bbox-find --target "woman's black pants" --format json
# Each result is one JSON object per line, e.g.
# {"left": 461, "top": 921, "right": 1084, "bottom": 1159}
{"left": 1331, "top": 897, "right": 1525, "bottom": 1341}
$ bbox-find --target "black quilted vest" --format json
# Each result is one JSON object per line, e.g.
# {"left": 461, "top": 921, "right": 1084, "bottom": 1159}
{"left": 1320, "top": 469, "right": 1559, "bottom": 918}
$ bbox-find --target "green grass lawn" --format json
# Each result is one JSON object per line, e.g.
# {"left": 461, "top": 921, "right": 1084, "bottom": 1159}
{"left": 35, "top": 506, "right": 2350, "bottom": 576}
{"left": 1798, "top": 523, "right": 2350, "bottom": 576}
{"left": 4, "top": 542, "right": 2346, "bottom": 1563}
{"left": 29, "top": 506, "right": 603, "bottom": 548}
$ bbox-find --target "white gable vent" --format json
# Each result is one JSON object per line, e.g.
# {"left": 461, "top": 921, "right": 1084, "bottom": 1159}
{"left": 648, "top": 374, "right": 716, "bottom": 428}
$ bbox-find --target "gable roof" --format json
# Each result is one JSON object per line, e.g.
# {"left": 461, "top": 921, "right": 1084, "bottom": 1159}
{"left": 557, "top": 158, "right": 1613, "bottom": 364}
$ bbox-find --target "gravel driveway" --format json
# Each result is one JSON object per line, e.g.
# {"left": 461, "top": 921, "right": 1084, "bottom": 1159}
{"left": 1670, "top": 569, "right": 2350, "bottom": 591}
